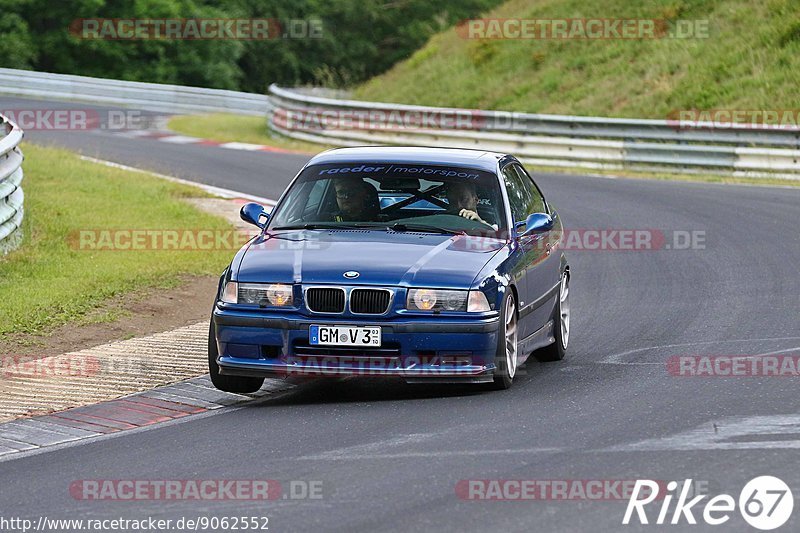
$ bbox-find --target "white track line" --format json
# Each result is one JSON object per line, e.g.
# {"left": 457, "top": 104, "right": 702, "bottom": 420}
{"left": 80, "top": 155, "right": 276, "bottom": 206}
{"left": 598, "top": 337, "right": 800, "bottom": 365}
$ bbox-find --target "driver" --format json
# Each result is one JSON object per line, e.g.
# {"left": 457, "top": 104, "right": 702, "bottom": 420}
{"left": 333, "top": 177, "right": 380, "bottom": 222}
{"left": 446, "top": 181, "right": 491, "bottom": 226}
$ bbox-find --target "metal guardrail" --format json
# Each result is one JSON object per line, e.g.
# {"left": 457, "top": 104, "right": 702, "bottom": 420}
{"left": 0, "top": 114, "right": 24, "bottom": 254}
{"left": 0, "top": 68, "right": 272, "bottom": 116}
{"left": 268, "top": 85, "right": 800, "bottom": 179}
{"left": 0, "top": 69, "right": 796, "bottom": 179}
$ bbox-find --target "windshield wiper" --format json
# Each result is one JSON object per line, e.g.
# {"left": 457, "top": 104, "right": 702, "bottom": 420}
{"left": 390, "top": 223, "right": 464, "bottom": 235}
{"left": 272, "top": 222, "right": 387, "bottom": 231}
{"left": 273, "top": 222, "right": 464, "bottom": 235}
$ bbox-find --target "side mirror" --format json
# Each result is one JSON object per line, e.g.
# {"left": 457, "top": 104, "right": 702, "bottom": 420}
{"left": 240, "top": 202, "right": 269, "bottom": 229}
{"left": 516, "top": 213, "right": 553, "bottom": 236}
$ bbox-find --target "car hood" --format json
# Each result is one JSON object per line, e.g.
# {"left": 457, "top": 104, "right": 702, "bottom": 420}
{"left": 236, "top": 230, "right": 506, "bottom": 288}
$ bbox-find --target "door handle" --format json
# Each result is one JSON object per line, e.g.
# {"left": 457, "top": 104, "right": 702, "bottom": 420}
{"left": 545, "top": 242, "right": 552, "bottom": 256}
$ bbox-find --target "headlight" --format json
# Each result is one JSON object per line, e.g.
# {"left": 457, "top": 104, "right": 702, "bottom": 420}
{"left": 220, "top": 282, "right": 294, "bottom": 307}
{"left": 265, "top": 284, "right": 293, "bottom": 306}
{"left": 406, "top": 289, "right": 488, "bottom": 312}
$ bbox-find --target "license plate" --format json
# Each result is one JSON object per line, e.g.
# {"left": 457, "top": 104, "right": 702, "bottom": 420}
{"left": 309, "top": 325, "right": 381, "bottom": 347}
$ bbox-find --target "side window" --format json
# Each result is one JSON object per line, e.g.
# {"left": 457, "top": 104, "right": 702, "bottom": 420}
{"left": 280, "top": 179, "right": 330, "bottom": 223}
{"left": 511, "top": 165, "right": 536, "bottom": 220}
{"left": 503, "top": 163, "right": 549, "bottom": 224}
{"left": 305, "top": 179, "right": 328, "bottom": 211}
{"left": 503, "top": 164, "right": 540, "bottom": 223}
{"left": 514, "top": 165, "right": 547, "bottom": 215}
{"left": 513, "top": 165, "right": 547, "bottom": 215}
{"left": 502, "top": 166, "right": 526, "bottom": 222}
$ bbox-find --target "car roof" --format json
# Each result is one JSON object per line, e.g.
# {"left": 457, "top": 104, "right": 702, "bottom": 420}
{"left": 305, "top": 146, "right": 512, "bottom": 173}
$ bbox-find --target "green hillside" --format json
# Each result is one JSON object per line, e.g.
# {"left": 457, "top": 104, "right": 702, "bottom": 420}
{"left": 355, "top": 0, "right": 800, "bottom": 118}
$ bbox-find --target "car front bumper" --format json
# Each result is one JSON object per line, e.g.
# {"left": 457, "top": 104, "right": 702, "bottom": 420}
{"left": 213, "top": 307, "right": 501, "bottom": 383}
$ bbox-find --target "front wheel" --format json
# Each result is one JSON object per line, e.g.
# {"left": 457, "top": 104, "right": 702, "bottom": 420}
{"left": 208, "top": 319, "right": 265, "bottom": 393}
{"left": 490, "top": 290, "right": 518, "bottom": 390}
{"left": 535, "top": 272, "right": 570, "bottom": 362}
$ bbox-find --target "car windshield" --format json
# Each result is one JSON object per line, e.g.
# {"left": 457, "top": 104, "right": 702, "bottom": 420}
{"left": 269, "top": 162, "right": 507, "bottom": 235}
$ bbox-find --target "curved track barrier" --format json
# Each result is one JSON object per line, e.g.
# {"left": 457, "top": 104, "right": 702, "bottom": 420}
{"left": 0, "top": 68, "right": 271, "bottom": 116}
{"left": 0, "top": 114, "right": 24, "bottom": 254}
{"left": 268, "top": 85, "right": 800, "bottom": 180}
{"left": 0, "top": 69, "right": 796, "bottom": 179}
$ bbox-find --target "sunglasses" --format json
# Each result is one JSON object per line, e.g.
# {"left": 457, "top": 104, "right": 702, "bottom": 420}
{"left": 335, "top": 190, "right": 362, "bottom": 199}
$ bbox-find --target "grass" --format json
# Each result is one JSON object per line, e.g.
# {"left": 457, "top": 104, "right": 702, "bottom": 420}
{"left": 0, "top": 143, "right": 234, "bottom": 338}
{"left": 354, "top": 0, "right": 800, "bottom": 119}
{"left": 167, "top": 113, "right": 333, "bottom": 154}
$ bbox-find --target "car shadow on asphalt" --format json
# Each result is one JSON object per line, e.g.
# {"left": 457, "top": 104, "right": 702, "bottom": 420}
{"left": 252, "top": 376, "right": 491, "bottom": 406}
{"left": 246, "top": 361, "right": 545, "bottom": 407}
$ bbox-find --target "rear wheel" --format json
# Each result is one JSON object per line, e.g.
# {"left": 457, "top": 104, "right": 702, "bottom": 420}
{"left": 535, "top": 272, "right": 570, "bottom": 362}
{"left": 490, "top": 291, "right": 518, "bottom": 390}
{"left": 208, "top": 319, "right": 264, "bottom": 393}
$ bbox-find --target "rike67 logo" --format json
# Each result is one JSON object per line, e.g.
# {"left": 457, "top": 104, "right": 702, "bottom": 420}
{"left": 623, "top": 476, "right": 794, "bottom": 530}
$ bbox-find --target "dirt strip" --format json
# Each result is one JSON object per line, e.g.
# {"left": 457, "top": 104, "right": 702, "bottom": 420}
{"left": 0, "top": 197, "right": 263, "bottom": 423}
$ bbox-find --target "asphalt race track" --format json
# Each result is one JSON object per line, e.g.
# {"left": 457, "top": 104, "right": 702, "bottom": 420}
{"left": 2, "top": 96, "right": 800, "bottom": 532}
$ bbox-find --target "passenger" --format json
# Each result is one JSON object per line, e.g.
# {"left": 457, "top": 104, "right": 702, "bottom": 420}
{"left": 333, "top": 177, "right": 380, "bottom": 221}
{"left": 446, "top": 181, "right": 491, "bottom": 226}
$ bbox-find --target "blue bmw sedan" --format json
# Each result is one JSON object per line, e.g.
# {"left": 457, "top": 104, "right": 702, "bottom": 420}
{"left": 210, "top": 147, "right": 569, "bottom": 391}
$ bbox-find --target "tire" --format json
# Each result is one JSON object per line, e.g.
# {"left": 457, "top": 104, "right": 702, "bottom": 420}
{"left": 535, "top": 272, "right": 570, "bottom": 362}
{"left": 208, "top": 319, "right": 265, "bottom": 393}
{"left": 490, "top": 290, "right": 519, "bottom": 390}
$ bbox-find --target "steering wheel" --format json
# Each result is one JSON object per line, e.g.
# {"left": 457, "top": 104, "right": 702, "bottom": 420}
{"left": 393, "top": 213, "right": 493, "bottom": 232}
